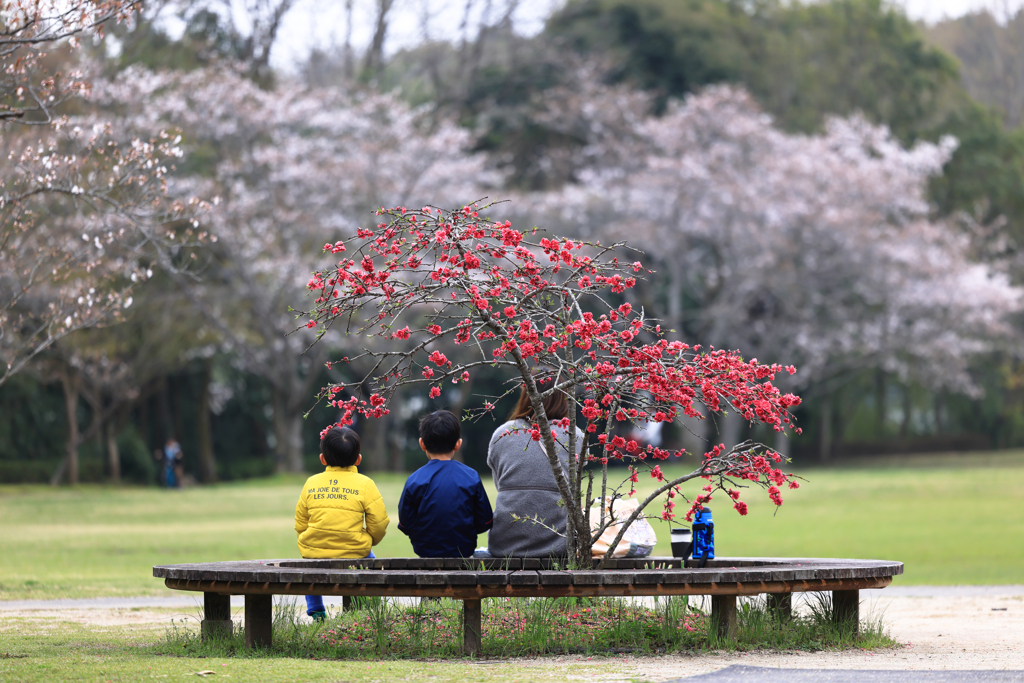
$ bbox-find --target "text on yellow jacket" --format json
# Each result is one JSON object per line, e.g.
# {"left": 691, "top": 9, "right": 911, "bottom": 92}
{"left": 294, "top": 465, "right": 389, "bottom": 558}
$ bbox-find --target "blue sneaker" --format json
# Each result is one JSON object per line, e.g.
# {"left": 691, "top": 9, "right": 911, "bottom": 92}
{"left": 310, "top": 610, "right": 327, "bottom": 623}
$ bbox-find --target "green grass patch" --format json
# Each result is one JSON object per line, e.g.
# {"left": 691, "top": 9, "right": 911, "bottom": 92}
{"left": 163, "top": 594, "right": 893, "bottom": 659}
{"left": 0, "top": 612, "right": 605, "bottom": 682}
{"left": 2, "top": 451, "right": 1023, "bottom": 600}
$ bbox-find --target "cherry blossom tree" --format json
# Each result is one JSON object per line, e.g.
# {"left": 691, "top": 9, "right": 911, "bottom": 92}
{"left": 297, "top": 202, "right": 804, "bottom": 566}
{"left": 572, "top": 85, "right": 1022, "bottom": 390}
{"left": 0, "top": 1, "right": 205, "bottom": 387}
{"left": 541, "top": 84, "right": 1023, "bottom": 451}
{"left": 92, "top": 65, "right": 493, "bottom": 471}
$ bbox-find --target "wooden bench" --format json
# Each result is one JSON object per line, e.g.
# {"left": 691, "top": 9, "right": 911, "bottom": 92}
{"left": 153, "top": 557, "right": 903, "bottom": 655}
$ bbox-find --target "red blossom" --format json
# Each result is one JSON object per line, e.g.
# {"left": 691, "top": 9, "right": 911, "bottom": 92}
{"left": 299, "top": 203, "right": 806, "bottom": 564}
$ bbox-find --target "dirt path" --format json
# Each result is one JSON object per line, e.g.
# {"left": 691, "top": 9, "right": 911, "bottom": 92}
{"left": 513, "top": 590, "right": 1024, "bottom": 680}
{"left": 2, "top": 588, "right": 1021, "bottom": 681}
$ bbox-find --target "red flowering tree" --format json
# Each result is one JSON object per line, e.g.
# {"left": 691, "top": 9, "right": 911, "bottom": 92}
{"left": 298, "top": 201, "right": 804, "bottom": 567}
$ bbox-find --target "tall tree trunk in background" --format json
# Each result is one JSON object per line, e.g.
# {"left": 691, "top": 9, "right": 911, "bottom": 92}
{"left": 195, "top": 359, "right": 219, "bottom": 483}
{"left": 819, "top": 395, "right": 833, "bottom": 462}
{"left": 59, "top": 369, "right": 81, "bottom": 485}
{"left": 156, "top": 376, "right": 173, "bottom": 444}
{"left": 363, "top": 0, "right": 394, "bottom": 80}
{"left": 719, "top": 408, "right": 743, "bottom": 453}
{"left": 105, "top": 419, "right": 121, "bottom": 484}
{"left": 359, "top": 410, "right": 388, "bottom": 472}
{"left": 875, "top": 370, "right": 887, "bottom": 436}
{"left": 138, "top": 393, "right": 150, "bottom": 449}
{"left": 448, "top": 375, "right": 475, "bottom": 464}
{"left": 343, "top": 0, "right": 354, "bottom": 79}
{"left": 462, "top": 0, "right": 492, "bottom": 94}
{"left": 169, "top": 377, "right": 185, "bottom": 449}
{"left": 388, "top": 430, "right": 404, "bottom": 471}
{"left": 667, "top": 259, "right": 685, "bottom": 341}
{"left": 270, "top": 393, "right": 306, "bottom": 473}
{"left": 679, "top": 402, "right": 708, "bottom": 458}
{"left": 900, "top": 386, "right": 912, "bottom": 438}
{"left": 773, "top": 427, "right": 790, "bottom": 459}
{"left": 387, "top": 384, "right": 405, "bottom": 471}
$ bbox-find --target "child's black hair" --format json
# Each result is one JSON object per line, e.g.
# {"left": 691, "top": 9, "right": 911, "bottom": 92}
{"left": 321, "top": 426, "right": 360, "bottom": 467}
{"left": 419, "top": 410, "right": 461, "bottom": 455}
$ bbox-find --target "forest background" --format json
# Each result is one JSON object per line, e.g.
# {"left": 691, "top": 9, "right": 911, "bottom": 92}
{"left": 5, "top": 0, "right": 1024, "bottom": 486}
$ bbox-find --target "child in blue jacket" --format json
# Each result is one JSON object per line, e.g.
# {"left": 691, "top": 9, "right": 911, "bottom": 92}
{"left": 398, "top": 410, "right": 493, "bottom": 558}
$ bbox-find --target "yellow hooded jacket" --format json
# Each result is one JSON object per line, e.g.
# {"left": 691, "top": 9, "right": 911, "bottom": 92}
{"left": 294, "top": 465, "right": 389, "bottom": 558}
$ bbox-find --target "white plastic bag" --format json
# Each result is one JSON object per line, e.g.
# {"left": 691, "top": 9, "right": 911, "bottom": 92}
{"left": 588, "top": 497, "right": 657, "bottom": 558}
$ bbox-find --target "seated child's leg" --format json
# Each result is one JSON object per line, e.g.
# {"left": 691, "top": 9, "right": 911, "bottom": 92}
{"left": 305, "top": 552, "right": 372, "bottom": 618}
{"left": 305, "top": 594, "right": 326, "bottom": 618}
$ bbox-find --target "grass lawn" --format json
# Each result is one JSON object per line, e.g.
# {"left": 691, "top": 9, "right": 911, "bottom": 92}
{"left": 1, "top": 450, "right": 1023, "bottom": 600}
{"left": 0, "top": 595, "right": 891, "bottom": 680}
{"left": 0, "top": 613, "right": 617, "bottom": 682}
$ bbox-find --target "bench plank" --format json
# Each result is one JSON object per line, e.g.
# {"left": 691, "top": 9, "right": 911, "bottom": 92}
{"left": 508, "top": 571, "right": 539, "bottom": 586}
{"left": 538, "top": 571, "right": 573, "bottom": 586}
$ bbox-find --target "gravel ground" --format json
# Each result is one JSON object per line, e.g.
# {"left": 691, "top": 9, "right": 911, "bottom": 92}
{"left": 1, "top": 587, "right": 1021, "bottom": 681}
{"left": 512, "top": 588, "right": 1024, "bottom": 681}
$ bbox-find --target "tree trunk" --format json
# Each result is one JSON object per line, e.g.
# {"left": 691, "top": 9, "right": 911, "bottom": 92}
{"left": 448, "top": 375, "right": 476, "bottom": 464}
{"left": 773, "top": 427, "right": 790, "bottom": 459}
{"left": 363, "top": 0, "right": 394, "bottom": 79}
{"left": 875, "top": 370, "right": 887, "bottom": 435}
{"left": 359, "top": 409, "right": 388, "bottom": 472}
{"left": 156, "top": 376, "right": 173, "bottom": 444}
{"left": 271, "top": 394, "right": 306, "bottom": 473}
{"left": 169, "top": 377, "right": 186, "bottom": 451}
{"left": 819, "top": 395, "right": 833, "bottom": 462}
{"left": 386, "top": 385, "right": 405, "bottom": 472}
{"left": 105, "top": 420, "right": 121, "bottom": 484}
{"left": 719, "top": 409, "right": 743, "bottom": 454}
{"left": 138, "top": 392, "right": 150, "bottom": 449}
{"left": 899, "top": 386, "right": 912, "bottom": 439}
{"left": 343, "top": 0, "right": 354, "bottom": 79}
{"left": 667, "top": 259, "right": 685, "bottom": 340}
{"left": 60, "top": 369, "right": 81, "bottom": 485}
{"left": 196, "top": 359, "right": 219, "bottom": 483}
{"left": 679, "top": 402, "right": 708, "bottom": 458}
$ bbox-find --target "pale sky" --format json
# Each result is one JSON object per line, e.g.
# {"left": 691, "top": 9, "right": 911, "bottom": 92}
{"left": 258, "top": 0, "right": 1024, "bottom": 71}
{"left": 902, "top": 0, "right": 1022, "bottom": 22}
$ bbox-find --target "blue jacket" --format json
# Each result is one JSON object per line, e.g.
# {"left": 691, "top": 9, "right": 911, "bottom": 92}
{"left": 398, "top": 459, "right": 493, "bottom": 558}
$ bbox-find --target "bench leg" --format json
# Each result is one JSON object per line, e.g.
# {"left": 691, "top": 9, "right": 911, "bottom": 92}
{"left": 711, "top": 595, "right": 737, "bottom": 641}
{"left": 244, "top": 594, "right": 273, "bottom": 649}
{"left": 462, "top": 598, "right": 482, "bottom": 657}
{"left": 202, "top": 592, "right": 232, "bottom": 639}
{"left": 766, "top": 593, "right": 792, "bottom": 621}
{"left": 832, "top": 589, "right": 859, "bottom": 633}
{"left": 342, "top": 596, "right": 353, "bottom": 612}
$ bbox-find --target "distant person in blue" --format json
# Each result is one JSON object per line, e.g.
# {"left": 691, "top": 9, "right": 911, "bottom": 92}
{"left": 162, "top": 438, "right": 183, "bottom": 488}
{"left": 398, "top": 410, "right": 493, "bottom": 558}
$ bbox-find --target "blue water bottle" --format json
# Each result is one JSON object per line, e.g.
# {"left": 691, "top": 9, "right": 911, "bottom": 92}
{"left": 692, "top": 507, "right": 715, "bottom": 567}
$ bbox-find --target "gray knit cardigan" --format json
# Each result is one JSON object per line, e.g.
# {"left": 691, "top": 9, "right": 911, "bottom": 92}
{"left": 486, "top": 419, "right": 583, "bottom": 559}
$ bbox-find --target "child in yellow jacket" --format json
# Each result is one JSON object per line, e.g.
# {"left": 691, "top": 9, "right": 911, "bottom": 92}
{"left": 295, "top": 426, "right": 389, "bottom": 620}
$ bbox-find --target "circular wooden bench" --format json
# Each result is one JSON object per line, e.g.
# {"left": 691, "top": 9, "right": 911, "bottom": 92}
{"left": 153, "top": 556, "right": 903, "bottom": 655}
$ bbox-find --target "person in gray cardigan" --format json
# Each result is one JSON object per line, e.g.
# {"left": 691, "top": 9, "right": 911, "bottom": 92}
{"left": 486, "top": 381, "right": 583, "bottom": 559}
